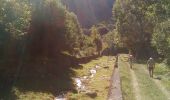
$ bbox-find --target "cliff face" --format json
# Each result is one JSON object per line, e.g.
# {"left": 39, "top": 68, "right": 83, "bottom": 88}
{"left": 62, "top": 0, "right": 114, "bottom": 28}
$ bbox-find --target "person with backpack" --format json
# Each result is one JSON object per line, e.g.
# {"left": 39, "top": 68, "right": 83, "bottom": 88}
{"left": 129, "top": 54, "right": 133, "bottom": 69}
{"left": 147, "top": 57, "right": 155, "bottom": 78}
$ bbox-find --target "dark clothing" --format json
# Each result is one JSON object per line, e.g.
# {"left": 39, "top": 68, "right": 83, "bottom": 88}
{"left": 148, "top": 67, "right": 154, "bottom": 77}
{"left": 114, "top": 62, "right": 118, "bottom": 68}
{"left": 129, "top": 55, "right": 133, "bottom": 69}
{"left": 115, "top": 54, "right": 118, "bottom": 68}
{"left": 147, "top": 59, "right": 155, "bottom": 77}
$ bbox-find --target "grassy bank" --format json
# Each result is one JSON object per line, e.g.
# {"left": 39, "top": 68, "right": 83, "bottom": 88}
{"left": 134, "top": 63, "right": 167, "bottom": 100}
{"left": 8, "top": 56, "right": 115, "bottom": 100}
{"left": 154, "top": 63, "right": 170, "bottom": 92}
{"left": 119, "top": 54, "right": 170, "bottom": 100}
{"left": 67, "top": 56, "right": 115, "bottom": 100}
{"left": 119, "top": 55, "right": 135, "bottom": 100}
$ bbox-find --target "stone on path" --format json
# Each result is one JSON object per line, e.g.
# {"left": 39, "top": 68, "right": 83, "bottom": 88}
{"left": 54, "top": 94, "right": 66, "bottom": 100}
{"left": 85, "top": 90, "right": 97, "bottom": 98}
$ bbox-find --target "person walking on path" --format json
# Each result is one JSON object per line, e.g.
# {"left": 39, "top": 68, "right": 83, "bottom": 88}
{"left": 129, "top": 54, "right": 133, "bottom": 69}
{"left": 114, "top": 54, "right": 119, "bottom": 68}
{"left": 147, "top": 57, "right": 155, "bottom": 78}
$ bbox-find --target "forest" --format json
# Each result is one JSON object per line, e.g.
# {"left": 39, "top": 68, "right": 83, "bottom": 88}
{"left": 0, "top": 0, "right": 169, "bottom": 99}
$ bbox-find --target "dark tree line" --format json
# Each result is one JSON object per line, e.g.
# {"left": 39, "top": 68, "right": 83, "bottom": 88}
{"left": 0, "top": 0, "right": 105, "bottom": 61}
{"left": 112, "top": 0, "right": 170, "bottom": 63}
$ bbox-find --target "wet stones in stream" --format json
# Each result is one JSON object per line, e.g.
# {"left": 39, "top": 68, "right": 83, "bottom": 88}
{"left": 73, "top": 65, "right": 102, "bottom": 93}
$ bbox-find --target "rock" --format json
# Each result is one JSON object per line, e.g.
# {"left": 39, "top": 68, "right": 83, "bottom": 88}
{"left": 85, "top": 91, "right": 97, "bottom": 98}
{"left": 103, "top": 66, "right": 109, "bottom": 69}
{"left": 90, "top": 69, "right": 97, "bottom": 78}
{"left": 83, "top": 76, "right": 88, "bottom": 79}
{"left": 54, "top": 98, "right": 66, "bottom": 100}
{"left": 75, "top": 78, "right": 82, "bottom": 88}
{"left": 54, "top": 94, "right": 66, "bottom": 100}
{"left": 90, "top": 69, "right": 96, "bottom": 74}
{"left": 74, "top": 78, "right": 87, "bottom": 92}
{"left": 95, "top": 65, "right": 100, "bottom": 69}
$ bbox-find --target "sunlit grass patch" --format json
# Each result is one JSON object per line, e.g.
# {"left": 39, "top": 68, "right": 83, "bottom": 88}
{"left": 68, "top": 56, "right": 115, "bottom": 100}
{"left": 13, "top": 87, "right": 54, "bottom": 100}
{"left": 2, "top": 56, "right": 114, "bottom": 100}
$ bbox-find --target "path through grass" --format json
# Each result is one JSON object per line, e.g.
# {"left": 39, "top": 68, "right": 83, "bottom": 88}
{"left": 119, "top": 55, "right": 135, "bottom": 100}
{"left": 119, "top": 54, "right": 170, "bottom": 100}
{"left": 134, "top": 63, "right": 168, "bottom": 100}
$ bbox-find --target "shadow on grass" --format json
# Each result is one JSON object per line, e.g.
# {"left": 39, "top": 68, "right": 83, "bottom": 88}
{"left": 154, "top": 77, "right": 162, "bottom": 80}
{"left": 0, "top": 53, "right": 99, "bottom": 99}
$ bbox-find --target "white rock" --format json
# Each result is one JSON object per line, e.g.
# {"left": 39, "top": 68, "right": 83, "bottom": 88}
{"left": 54, "top": 95, "right": 66, "bottom": 100}
{"left": 95, "top": 65, "right": 100, "bottom": 69}
{"left": 54, "top": 98, "right": 66, "bottom": 100}
{"left": 90, "top": 74, "right": 94, "bottom": 78}
{"left": 83, "top": 76, "right": 88, "bottom": 79}
{"left": 75, "top": 78, "right": 82, "bottom": 88}
{"left": 90, "top": 69, "right": 96, "bottom": 74}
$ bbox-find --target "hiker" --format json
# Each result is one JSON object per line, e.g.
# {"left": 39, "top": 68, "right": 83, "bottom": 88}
{"left": 147, "top": 57, "right": 155, "bottom": 78}
{"left": 114, "top": 54, "right": 118, "bottom": 68}
{"left": 129, "top": 54, "right": 133, "bottom": 69}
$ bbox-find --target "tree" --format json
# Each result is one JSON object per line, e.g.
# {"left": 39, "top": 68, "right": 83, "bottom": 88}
{"left": 113, "top": 0, "right": 157, "bottom": 58}
{"left": 27, "top": 0, "right": 84, "bottom": 58}
{"left": 90, "top": 26, "right": 102, "bottom": 56}
{"left": 65, "top": 11, "right": 83, "bottom": 55}
{"left": 152, "top": 0, "right": 170, "bottom": 64}
{"left": 152, "top": 20, "right": 170, "bottom": 63}
{"left": 0, "top": 0, "right": 31, "bottom": 59}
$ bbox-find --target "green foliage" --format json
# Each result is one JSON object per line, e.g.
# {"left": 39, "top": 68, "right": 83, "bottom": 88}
{"left": 0, "top": 0, "right": 31, "bottom": 59}
{"left": 0, "top": 0, "right": 31, "bottom": 38}
{"left": 90, "top": 26, "right": 102, "bottom": 55}
{"left": 78, "top": 25, "right": 105, "bottom": 56}
{"left": 27, "top": 0, "right": 66, "bottom": 57}
{"left": 152, "top": 20, "right": 170, "bottom": 64}
{"left": 152, "top": 0, "right": 170, "bottom": 64}
{"left": 65, "top": 12, "right": 83, "bottom": 52}
{"left": 113, "top": 0, "right": 159, "bottom": 58}
{"left": 0, "top": 0, "right": 90, "bottom": 58}
{"left": 27, "top": 0, "right": 84, "bottom": 57}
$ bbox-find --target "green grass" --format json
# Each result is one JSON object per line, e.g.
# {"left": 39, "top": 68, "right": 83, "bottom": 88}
{"left": 119, "top": 54, "right": 169, "bottom": 100}
{"left": 13, "top": 87, "right": 54, "bottom": 100}
{"left": 1, "top": 56, "right": 115, "bottom": 100}
{"left": 67, "top": 56, "right": 115, "bottom": 100}
{"left": 119, "top": 56, "right": 135, "bottom": 100}
{"left": 134, "top": 63, "right": 167, "bottom": 100}
{"left": 154, "top": 63, "right": 170, "bottom": 92}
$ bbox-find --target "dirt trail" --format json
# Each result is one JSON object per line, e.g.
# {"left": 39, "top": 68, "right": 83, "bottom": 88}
{"left": 130, "top": 69, "right": 141, "bottom": 100}
{"left": 142, "top": 67, "right": 170, "bottom": 100}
